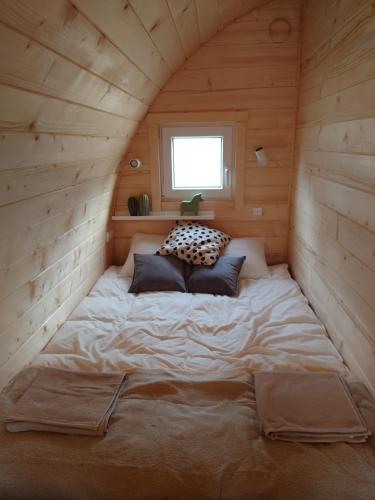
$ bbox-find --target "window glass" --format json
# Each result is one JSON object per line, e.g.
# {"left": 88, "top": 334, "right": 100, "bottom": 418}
{"left": 161, "top": 124, "right": 233, "bottom": 199}
{"left": 171, "top": 136, "right": 223, "bottom": 189}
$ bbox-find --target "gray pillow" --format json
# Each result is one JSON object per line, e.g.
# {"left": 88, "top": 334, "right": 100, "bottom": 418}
{"left": 186, "top": 256, "right": 246, "bottom": 296}
{"left": 128, "top": 254, "right": 187, "bottom": 293}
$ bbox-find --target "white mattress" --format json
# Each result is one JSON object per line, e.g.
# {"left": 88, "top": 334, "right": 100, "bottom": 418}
{"left": 34, "top": 264, "right": 347, "bottom": 376}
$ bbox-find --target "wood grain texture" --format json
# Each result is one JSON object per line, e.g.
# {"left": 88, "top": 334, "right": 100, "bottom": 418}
{"left": 289, "top": 0, "right": 375, "bottom": 396}
{"left": 0, "top": 0, "right": 279, "bottom": 389}
{"left": 114, "top": 0, "right": 300, "bottom": 266}
{"left": 0, "top": 0, "right": 132, "bottom": 389}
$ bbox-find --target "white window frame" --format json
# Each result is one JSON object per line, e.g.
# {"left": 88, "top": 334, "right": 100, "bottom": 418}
{"left": 160, "top": 123, "right": 234, "bottom": 200}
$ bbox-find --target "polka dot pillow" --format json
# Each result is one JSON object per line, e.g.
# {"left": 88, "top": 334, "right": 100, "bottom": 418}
{"left": 156, "top": 222, "right": 231, "bottom": 266}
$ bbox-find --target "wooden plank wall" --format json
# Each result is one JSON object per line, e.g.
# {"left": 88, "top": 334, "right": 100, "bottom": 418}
{"left": 289, "top": 0, "right": 375, "bottom": 394}
{"left": 0, "top": 0, "right": 288, "bottom": 389}
{"left": 0, "top": 0, "right": 149, "bottom": 388}
{"left": 113, "top": 0, "right": 300, "bottom": 265}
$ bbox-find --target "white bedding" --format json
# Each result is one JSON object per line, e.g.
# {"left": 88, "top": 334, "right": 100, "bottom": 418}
{"left": 34, "top": 264, "right": 346, "bottom": 376}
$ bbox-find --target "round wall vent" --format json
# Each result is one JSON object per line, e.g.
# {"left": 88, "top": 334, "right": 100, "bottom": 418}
{"left": 269, "top": 18, "right": 292, "bottom": 43}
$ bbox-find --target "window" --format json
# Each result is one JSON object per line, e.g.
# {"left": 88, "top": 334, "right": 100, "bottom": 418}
{"left": 160, "top": 124, "right": 233, "bottom": 199}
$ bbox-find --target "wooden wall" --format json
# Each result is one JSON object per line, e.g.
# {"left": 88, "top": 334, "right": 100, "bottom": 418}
{"left": 0, "top": 0, "right": 287, "bottom": 389}
{"left": 113, "top": 0, "right": 300, "bottom": 265}
{"left": 0, "top": 0, "right": 142, "bottom": 387}
{"left": 289, "top": 0, "right": 375, "bottom": 395}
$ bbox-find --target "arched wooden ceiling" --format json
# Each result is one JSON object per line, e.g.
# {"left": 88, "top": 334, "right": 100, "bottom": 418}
{"left": 69, "top": 0, "right": 273, "bottom": 117}
{"left": 0, "top": 0, "right": 274, "bottom": 144}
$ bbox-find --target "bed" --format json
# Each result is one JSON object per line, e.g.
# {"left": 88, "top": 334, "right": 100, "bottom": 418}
{"left": 33, "top": 265, "right": 346, "bottom": 375}
{"left": 1, "top": 264, "right": 375, "bottom": 499}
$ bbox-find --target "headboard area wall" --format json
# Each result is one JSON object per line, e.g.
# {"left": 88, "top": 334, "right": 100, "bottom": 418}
{"left": 112, "top": 0, "right": 301, "bottom": 266}
{"left": 288, "top": 0, "right": 375, "bottom": 394}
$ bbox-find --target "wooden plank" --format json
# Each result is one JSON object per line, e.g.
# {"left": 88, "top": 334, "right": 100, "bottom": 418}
{"left": 245, "top": 168, "right": 290, "bottom": 187}
{"left": 291, "top": 191, "right": 338, "bottom": 241}
{"left": 234, "top": 120, "right": 246, "bottom": 210}
{"left": 117, "top": 171, "right": 152, "bottom": 190}
{"left": 1, "top": 190, "right": 112, "bottom": 268}
{"left": 0, "top": 132, "right": 127, "bottom": 171}
{"left": 322, "top": 50, "right": 375, "bottom": 99}
{"left": 208, "top": 19, "right": 299, "bottom": 46}
{"left": 0, "top": 84, "right": 136, "bottom": 138}
{"left": 318, "top": 118, "right": 375, "bottom": 155}
{"left": 159, "top": 200, "right": 234, "bottom": 212}
{"left": 167, "top": 0, "right": 200, "bottom": 56}
{"left": 0, "top": 0, "right": 158, "bottom": 103}
{"left": 295, "top": 149, "right": 375, "bottom": 193}
{"left": 184, "top": 44, "right": 298, "bottom": 70}
{"left": 314, "top": 256, "right": 375, "bottom": 345}
{"left": 298, "top": 77, "right": 375, "bottom": 126}
{"left": 0, "top": 250, "right": 106, "bottom": 366}
{"left": 113, "top": 237, "right": 132, "bottom": 265}
{"left": 0, "top": 174, "right": 115, "bottom": 244}
{"left": 164, "top": 65, "right": 297, "bottom": 91}
{"left": 247, "top": 128, "right": 294, "bottom": 148}
{"left": 197, "top": 220, "right": 288, "bottom": 237}
{"left": 0, "top": 227, "right": 106, "bottom": 334}
{"left": 240, "top": 5, "right": 298, "bottom": 22}
{"left": 0, "top": 23, "right": 147, "bottom": 120}
{"left": 311, "top": 176, "right": 375, "bottom": 231}
{"left": 0, "top": 210, "right": 109, "bottom": 302}
{"left": 292, "top": 240, "right": 375, "bottom": 395}
{"left": 338, "top": 216, "right": 375, "bottom": 272}
{"left": 130, "top": 0, "right": 185, "bottom": 72}
{"left": 245, "top": 186, "right": 289, "bottom": 204}
{"left": 71, "top": 0, "right": 171, "bottom": 87}
{"left": 293, "top": 208, "right": 375, "bottom": 308}
{"left": 217, "top": 0, "right": 279, "bottom": 29}
{"left": 151, "top": 87, "right": 297, "bottom": 112}
{"left": 245, "top": 147, "right": 292, "bottom": 163}
{"left": 289, "top": 0, "right": 375, "bottom": 394}
{"left": 0, "top": 250, "right": 105, "bottom": 389}
{"left": 217, "top": 0, "right": 238, "bottom": 29}
{"left": 195, "top": 0, "right": 218, "bottom": 42}
{"left": 0, "top": 156, "right": 121, "bottom": 207}
{"left": 148, "top": 122, "right": 162, "bottom": 211}
{"left": 147, "top": 110, "right": 248, "bottom": 123}
{"left": 215, "top": 205, "right": 289, "bottom": 221}
{"left": 248, "top": 108, "right": 296, "bottom": 129}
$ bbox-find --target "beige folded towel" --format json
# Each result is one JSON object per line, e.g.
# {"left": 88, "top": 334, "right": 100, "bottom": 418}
{"left": 5, "top": 367, "right": 126, "bottom": 436}
{"left": 254, "top": 371, "right": 371, "bottom": 443}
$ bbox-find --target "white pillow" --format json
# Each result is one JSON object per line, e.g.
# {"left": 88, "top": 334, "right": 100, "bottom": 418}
{"left": 222, "top": 237, "right": 269, "bottom": 279}
{"left": 120, "top": 233, "right": 166, "bottom": 277}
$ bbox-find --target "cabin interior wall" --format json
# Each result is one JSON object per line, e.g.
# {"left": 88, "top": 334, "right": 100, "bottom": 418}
{"left": 288, "top": 0, "right": 375, "bottom": 394}
{"left": 0, "top": 0, "right": 146, "bottom": 387}
{"left": 1, "top": 0, "right": 373, "bottom": 395}
{"left": 0, "top": 0, "right": 297, "bottom": 389}
{"left": 113, "top": 0, "right": 300, "bottom": 266}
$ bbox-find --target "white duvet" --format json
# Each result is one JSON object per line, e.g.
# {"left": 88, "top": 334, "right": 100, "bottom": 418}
{"left": 35, "top": 265, "right": 346, "bottom": 376}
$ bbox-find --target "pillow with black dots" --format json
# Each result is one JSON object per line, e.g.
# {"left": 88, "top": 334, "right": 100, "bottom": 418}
{"left": 156, "top": 221, "right": 231, "bottom": 266}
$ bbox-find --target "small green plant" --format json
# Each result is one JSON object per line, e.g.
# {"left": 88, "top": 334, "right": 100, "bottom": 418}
{"left": 127, "top": 197, "right": 138, "bottom": 216}
{"left": 139, "top": 193, "right": 150, "bottom": 216}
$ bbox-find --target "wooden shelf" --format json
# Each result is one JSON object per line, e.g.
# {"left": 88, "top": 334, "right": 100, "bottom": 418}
{"left": 112, "top": 211, "right": 215, "bottom": 221}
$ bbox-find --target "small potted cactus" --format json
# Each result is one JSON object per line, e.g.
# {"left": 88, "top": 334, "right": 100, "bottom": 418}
{"left": 127, "top": 196, "right": 138, "bottom": 216}
{"left": 139, "top": 193, "right": 150, "bottom": 216}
